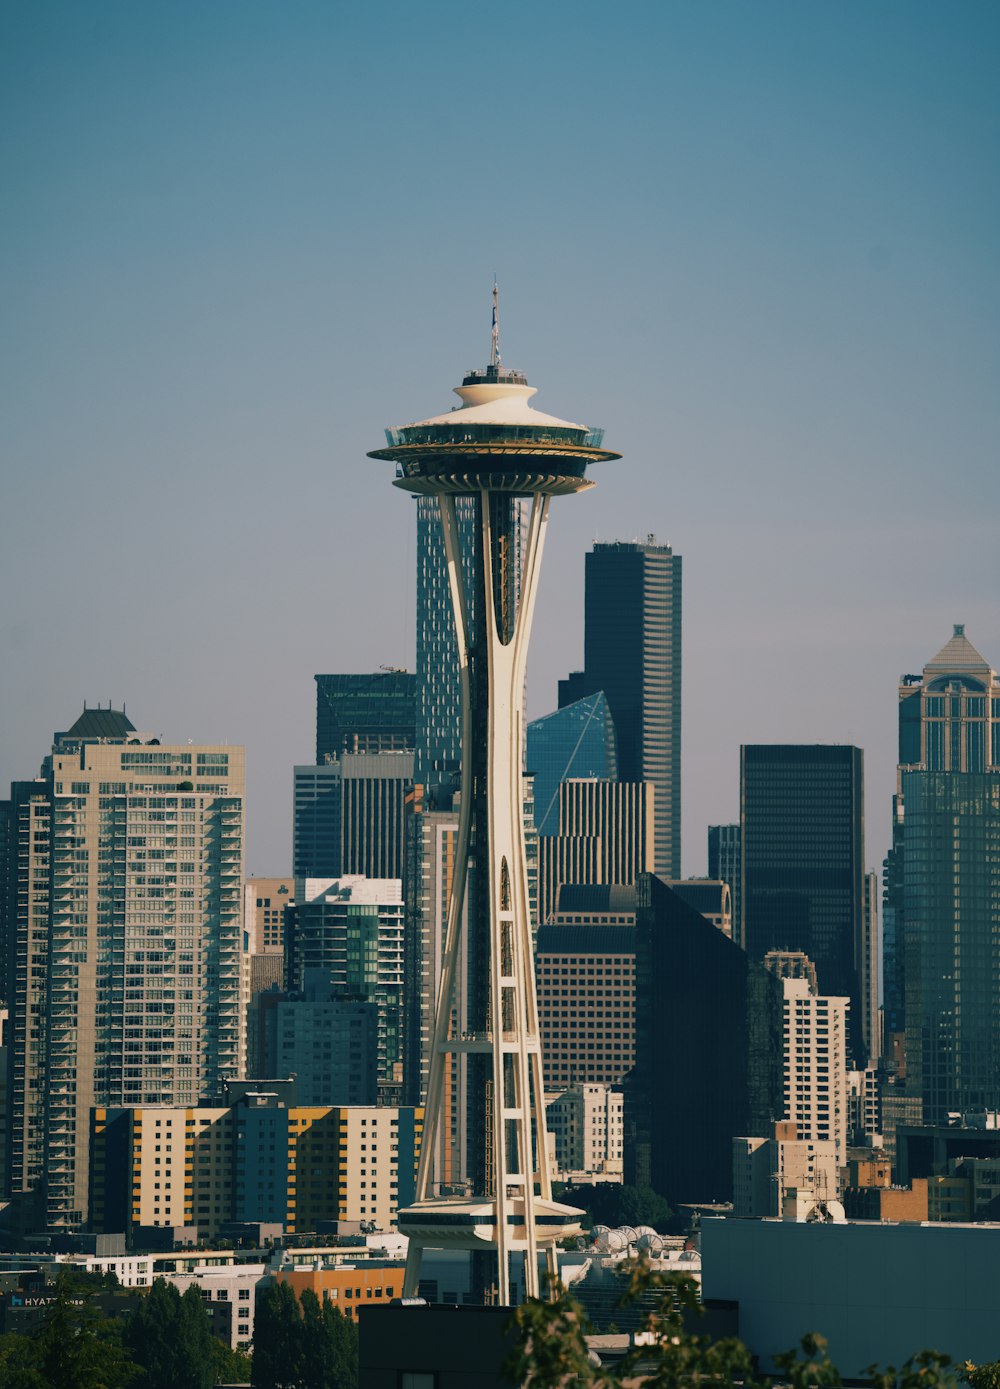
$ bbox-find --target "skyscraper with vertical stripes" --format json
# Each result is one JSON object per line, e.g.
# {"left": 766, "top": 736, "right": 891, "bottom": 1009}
{"left": 562, "top": 540, "right": 682, "bottom": 878}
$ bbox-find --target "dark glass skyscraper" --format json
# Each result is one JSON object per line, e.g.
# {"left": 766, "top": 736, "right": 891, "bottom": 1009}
{"left": 526, "top": 691, "right": 618, "bottom": 836}
{"left": 740, "top": 744, "right": 867, "bottom": 1065}
{"left": 314, "top": 672, "right": 416, "bottom": 764}
{"left": 415, "top": 496, "right": 525, "bottom": 795}
{"left": 562, "top": 540, "right": 681, "bottom": 878}
{"left": 708, "top": 823, "right": 741, "bottom": 944}
{"left": 884, "top": 627, "right": 1000, "bottom": 1115}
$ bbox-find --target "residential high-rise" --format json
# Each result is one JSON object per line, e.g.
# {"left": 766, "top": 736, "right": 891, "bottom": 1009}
{"left": 537, "top": 779, "right": 654, "bottom": 926}
{"left": 526, "top": 693, "right": 618, "bottom": 837}
{"left": 287, "top": 876, "right": 404, "bottom": 1103}
{"left": 4, "top": 707, "right": 245, "bottom": 1229}
{"left": 707, "top": 823, "right": 741, "bottom": 945}
{"left": 369, "top": 309, "right": 618, "bottom": 1302}
{"left": 777, "top": 974, "right": 850, "bottom": 1161}
{"left": 884, "top": 626, "right": 1000, "bottom": 1074}
{"left": 562, "top": 540, "right": 682, "bottom": 878}
{"left": 741, "top": 744, "right": 867, "bottom": 1066}
{"left": 314, "top": 672, "right": 415, "bottom": 764}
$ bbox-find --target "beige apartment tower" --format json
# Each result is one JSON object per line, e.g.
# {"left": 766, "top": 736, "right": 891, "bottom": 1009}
{"left": 6, "top": 708, "right": 246, "bottom": 1230}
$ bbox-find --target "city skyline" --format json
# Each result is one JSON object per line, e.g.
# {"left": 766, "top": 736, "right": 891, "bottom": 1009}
{"left": 2, "top": 2, "right": 997, "bottom": 879}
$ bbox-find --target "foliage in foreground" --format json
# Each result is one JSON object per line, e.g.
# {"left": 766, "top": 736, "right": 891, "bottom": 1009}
{"left": 251, "top": 1279, "right": 358, "bottom": 1389}
{"left": 505, "top": 1262, "right": 992, "bottom": 1389}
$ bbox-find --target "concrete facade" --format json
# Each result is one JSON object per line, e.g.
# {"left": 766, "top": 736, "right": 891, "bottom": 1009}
{"left": 702, "top": 1216, "right": 1000, "bottom": 1374}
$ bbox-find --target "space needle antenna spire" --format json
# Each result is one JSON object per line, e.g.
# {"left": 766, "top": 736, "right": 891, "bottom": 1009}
{"left": 490, "top": 280, "right": 501, "bottom": 369}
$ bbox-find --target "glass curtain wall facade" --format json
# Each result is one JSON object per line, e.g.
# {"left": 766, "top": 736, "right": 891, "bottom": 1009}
{"left": 740, "top": 744, "right": 867, "bottom": 1067}
{"left": 566, "top": 540, "right": 682, "bottom": 878}
{"left": 902, "top": 772, "right": 1000, "bottom": 1122}
{"left": 885, "top": 627, "right": 999, "bottom": 1070}
{"left": 314, "top": 672, "right": 416, "bottom": 764}
{"left": 526, "top": 692, "right": 618, "bottom": 837}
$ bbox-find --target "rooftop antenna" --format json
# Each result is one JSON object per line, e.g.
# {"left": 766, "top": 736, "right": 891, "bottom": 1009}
{"left": 490, "top": 279, "right": 501, "bottom": 369}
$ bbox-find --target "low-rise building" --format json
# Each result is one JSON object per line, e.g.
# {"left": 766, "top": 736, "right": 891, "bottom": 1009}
{"left": 92, "top": 1097, "right": 421, "bottom": 1242}
{"left": 733, "top": 1122, "right": 839, "bottom": 1218}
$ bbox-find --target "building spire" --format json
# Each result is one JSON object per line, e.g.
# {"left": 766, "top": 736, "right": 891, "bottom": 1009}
{"left": 490, "top": 280, "right": 501, "bottom": 369}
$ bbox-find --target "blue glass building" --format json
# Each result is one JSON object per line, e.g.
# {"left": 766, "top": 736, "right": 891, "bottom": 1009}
{"left": 526, "top": 691, "right": 618, "bottom": 836}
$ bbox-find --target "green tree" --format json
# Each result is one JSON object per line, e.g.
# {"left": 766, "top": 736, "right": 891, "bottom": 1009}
{"left": 124, "top": 1276, "right": 213, "bottom": 1389}
{"left": 561, "top": 1182, "right": 675, "bottom": 1233}
{"left": 963, "top": 1363, "right": 1000, "bottom": 1389}
{"left": 211, "top": 1337, "right": 254, "bottom": 1384}
{"left": 11, "top": 1272, "right": 138, "bottom": 1389}
{"left": 251, "top": 1281, "right": 305, "bottom": 1389}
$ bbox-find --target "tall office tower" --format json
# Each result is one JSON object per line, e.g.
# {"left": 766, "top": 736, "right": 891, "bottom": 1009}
{"left": 526, "top": 693, "right": 618, "bottom": 837}
{"left": 536, "top": 890, "right": 637, "bottom": 1092}
{"left": 415, "top": 496, "right": 527, "bottom": 796}
{"left": 885, "top": 627, "right": 999, "bottom": 1073}
{"left": 292, "top": 751, "right": 414, "bottom": 880}
{"left": 859, "top": 871, "right": 881, "bottom": 1066}
{"left": 562, "top": 539, "right": 682, "bottom": 878}
{"left": 901, "top": 772, "right": 1000, "bottom": 1123}
{"left": 626, "top": 874, "right": 782, "bottom": 1205}
{"left": 707, "top": 824, "right": 741, "bottom": 946}
{"left": 0, "top": 798, "right": 10, "bottom": 1000}
{"left": 741, "top": 745, "right": 867, "bottom": 1066}
{"left": 287, "top": 876, "right": 404, "bottom": 1103}
{"left": 777, "top": 974, "right": 850, "bottom": 1162}
{"left": 538, "top": 779, "right": 654, "bottom": 926}
{"left": 4, "top": 708, "right": 245, "bottom": 1230}
{"left": 314, "top": 672, "right": 416, "bottom": 764}
{"left": 369, "top": 309, "right": 618, "bottom": 1302}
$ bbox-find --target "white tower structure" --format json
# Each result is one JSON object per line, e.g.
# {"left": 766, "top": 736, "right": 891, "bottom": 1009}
{"left": 369, "top": 298, "right": 619, "bottom": 1304}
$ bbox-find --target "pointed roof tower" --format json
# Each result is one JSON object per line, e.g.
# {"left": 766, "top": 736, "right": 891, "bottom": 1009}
{"left": 924, "top": 624, "right": 994, "bottom": 679}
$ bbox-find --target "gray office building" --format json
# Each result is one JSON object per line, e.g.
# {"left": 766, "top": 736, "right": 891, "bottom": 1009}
{"left": 561, "top": 540, "right": 681, "bottom": 878}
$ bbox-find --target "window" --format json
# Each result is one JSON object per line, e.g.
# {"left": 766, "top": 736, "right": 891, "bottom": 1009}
{"left": 401, "top": 1376, "right": 435, "bottom": 1389}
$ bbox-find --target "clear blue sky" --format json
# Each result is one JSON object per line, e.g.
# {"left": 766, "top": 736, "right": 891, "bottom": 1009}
{"left": 2, "top": 1, "right": 997, "bottom": 876}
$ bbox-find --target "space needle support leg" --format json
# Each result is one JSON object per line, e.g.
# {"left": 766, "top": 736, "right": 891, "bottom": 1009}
{"left": 402, "top": 493, "right": 475, "bottom": 1299}
{"left": 482, "top": 491, "right": 551, "bottom": 1304}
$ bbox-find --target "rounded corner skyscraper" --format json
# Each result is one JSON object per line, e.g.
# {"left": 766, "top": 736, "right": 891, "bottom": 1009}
{"left": 368, "top": 296, "right": 620, "bottom": 1304}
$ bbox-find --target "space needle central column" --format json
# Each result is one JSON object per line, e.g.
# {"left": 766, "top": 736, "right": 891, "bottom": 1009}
{"left": 369, "top": 297, "right": 620, "bottom": 1305}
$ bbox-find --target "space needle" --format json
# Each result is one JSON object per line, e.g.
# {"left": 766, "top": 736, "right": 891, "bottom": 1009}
{"left": 369, "top": 290, "right": 620, "bottom": 1304}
